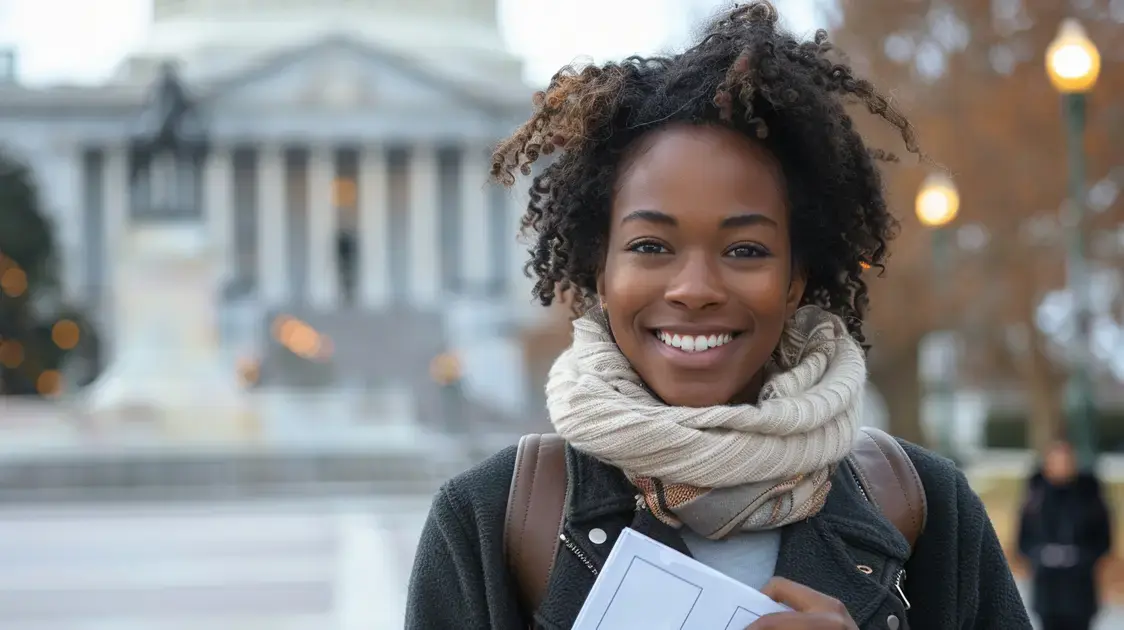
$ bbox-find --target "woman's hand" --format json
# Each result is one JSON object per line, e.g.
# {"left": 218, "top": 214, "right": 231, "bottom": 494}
{"left": 745, "top": 577, "right": 859, "bottom": 629}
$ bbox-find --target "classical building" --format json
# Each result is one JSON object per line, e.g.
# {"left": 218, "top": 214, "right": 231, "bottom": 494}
{"left": 0, "top": 0, "right": 548, "bottom": 435}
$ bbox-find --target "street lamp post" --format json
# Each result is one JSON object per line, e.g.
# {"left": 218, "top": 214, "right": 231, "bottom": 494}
{"left": 1046, "top": 18, "right": 1100, "bottom": 469}
{"left": 916, "top": 173, "right": 960, "bottom": 460}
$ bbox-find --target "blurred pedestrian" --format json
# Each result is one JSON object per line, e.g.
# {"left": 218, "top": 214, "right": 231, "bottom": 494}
{"left": 1018, "top": 439, "right": 1113, "bottom": 630}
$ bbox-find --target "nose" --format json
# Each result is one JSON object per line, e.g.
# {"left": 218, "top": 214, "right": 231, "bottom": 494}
{"left": 664, "top": 252, "right": 727, "bottom": 311}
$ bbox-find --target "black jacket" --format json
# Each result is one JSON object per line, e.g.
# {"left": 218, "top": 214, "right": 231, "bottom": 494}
{"left": 406, "top": 439, "right": 1031, "bottom": 630}
{"left": 1017, "top": 471, "right": 1112, "bottom": 618}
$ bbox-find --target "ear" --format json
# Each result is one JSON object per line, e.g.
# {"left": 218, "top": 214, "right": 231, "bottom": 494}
{"left": 786, "top": 266, "right": 807, "bottom": 318}
{"left": 596, "top": 274, "right": 606, "bottom": 307}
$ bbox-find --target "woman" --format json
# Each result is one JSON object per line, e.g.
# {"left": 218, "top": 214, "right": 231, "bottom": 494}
{"left": 1018, "top": 440, "right": 1112, "bottom": 630}
{"left": 406, "top": 3, "right": 1030, "bottom": 629}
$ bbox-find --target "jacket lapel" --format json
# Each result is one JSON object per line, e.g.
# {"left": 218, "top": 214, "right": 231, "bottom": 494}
{"left": 774, "top": 466, "right": 911, "bottom": 628}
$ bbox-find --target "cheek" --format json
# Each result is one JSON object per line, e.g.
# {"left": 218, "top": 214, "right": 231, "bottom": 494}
{"left": 600, "top": 257, "right": 665, "bottom": 368}
{"left": 601, "top": 255, "right": 662, "bottom": 313}
{"left": 729, "top": 266, "right": 792, "bottom": 317}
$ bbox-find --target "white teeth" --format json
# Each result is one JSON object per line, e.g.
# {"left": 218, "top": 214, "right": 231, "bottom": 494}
{"left": 655, "top": 331, "right": 736, "bottom": 353}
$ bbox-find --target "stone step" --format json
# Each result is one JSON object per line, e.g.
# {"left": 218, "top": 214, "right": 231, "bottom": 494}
{"left": 0, "top": 451, "right": 464, "bottom": 503}
{"left": 0, "top": 438, "right": 487, "bottom": 504}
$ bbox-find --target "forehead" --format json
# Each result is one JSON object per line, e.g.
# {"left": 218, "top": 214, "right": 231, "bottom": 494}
{"left": 612, "top": 123, "right": 787, "bottom": 218}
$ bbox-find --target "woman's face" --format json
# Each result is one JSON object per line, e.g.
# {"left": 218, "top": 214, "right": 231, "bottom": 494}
{"left": 599, "top": 123, "right": 804, "bottom": 407}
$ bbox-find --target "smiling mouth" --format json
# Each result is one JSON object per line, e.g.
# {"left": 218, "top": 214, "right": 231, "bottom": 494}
{"left": 652, "top": 330, "right": 742, "bottom": 353}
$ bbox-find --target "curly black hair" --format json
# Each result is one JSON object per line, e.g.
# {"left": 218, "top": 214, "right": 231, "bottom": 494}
{"left": 491, "top": 1, "right": 922, "bottom": 349}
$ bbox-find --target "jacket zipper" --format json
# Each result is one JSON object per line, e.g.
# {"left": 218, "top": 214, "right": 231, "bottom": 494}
{"left": 560, "top": 495, "right": 651, "bottom": 578}
{"left": 560, "top": 533, "right": 599, "bottom": 576}
{"left": 894, "top": 568, "right": 911, "bottom": 610}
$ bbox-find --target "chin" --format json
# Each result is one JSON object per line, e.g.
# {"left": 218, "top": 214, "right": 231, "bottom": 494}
{"left": 651, "top": 381, "right": 741, "bottom": 408}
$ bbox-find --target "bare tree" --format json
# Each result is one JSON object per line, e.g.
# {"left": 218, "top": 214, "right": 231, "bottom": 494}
{"left": 831, "top": 0, "right": 1124, "bottom": 452}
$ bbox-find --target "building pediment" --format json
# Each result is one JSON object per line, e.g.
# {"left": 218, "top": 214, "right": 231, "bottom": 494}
{"left": 199, "top": 36, "right": 518, "bottom": 117}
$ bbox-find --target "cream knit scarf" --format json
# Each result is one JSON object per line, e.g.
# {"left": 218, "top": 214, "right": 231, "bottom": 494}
{"left": 546, "top": 305, "right": 866, "bottom": 540}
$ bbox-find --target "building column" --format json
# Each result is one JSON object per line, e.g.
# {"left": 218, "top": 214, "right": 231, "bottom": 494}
{"left": 459, "top": 146, "right": 492, "bottom": 293}
{"left": 357, "top": 146, "right": 390, "bottom": 309}
{"left": 61, "top": 151, "right": 85, "bottom": 304}
{"left": 507, "top": 182, "right": 534, "bottom": 304}
{"left": 256, "top": 145, "right": 289, "bottom": 306}
{"left": 101, "top": 144, "right": 130, "bottom": 363}
{"left": 408, "top": 144, "right": 441, "bottom": 306}
{"left": 102, "top": 145, "right": 129, "bottom": 263}
{"left": 308, "top": 146, "right": 339, "bottom": 309}
{"left": 203, "top": 146, "right": 234, "bottom": 285}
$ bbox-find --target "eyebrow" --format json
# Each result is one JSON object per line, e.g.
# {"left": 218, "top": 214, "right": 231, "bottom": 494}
{"left": 620, "top": 209, "right": 778, "bottom": 229}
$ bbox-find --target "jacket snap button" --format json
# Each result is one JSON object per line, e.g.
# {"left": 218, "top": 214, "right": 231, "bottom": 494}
{"left": 588, "top": 528, "right": 608, "bottom": 544}
{"left": 886, "top": 614, "right": 899, "bottom": 630}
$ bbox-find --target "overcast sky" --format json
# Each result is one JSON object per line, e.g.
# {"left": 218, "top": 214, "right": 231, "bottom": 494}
{"left": 0, "top": 0, "right": 822, "bottom": 86}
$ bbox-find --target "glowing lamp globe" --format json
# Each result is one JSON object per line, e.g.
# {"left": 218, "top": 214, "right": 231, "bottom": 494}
{"left": 1046, "top": 19, "right": 1101, "bottom": 94}
{"left": 915, "top": 174, "right": 960, "bottom": 228}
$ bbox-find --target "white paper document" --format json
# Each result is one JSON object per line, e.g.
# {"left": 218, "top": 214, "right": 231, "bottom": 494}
{"left": 572, "top": 528, "right": 791, "bottom": 630}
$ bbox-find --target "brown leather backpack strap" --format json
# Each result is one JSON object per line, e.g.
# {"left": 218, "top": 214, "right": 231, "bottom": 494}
{"left": 849, "top": 427, "right": 928, "bottom": 551}
{"left": 504, "top": 433, "right": 568, "bottom": 618}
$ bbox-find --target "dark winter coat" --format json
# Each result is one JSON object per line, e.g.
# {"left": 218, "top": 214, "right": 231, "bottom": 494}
{"left": 405, "top": 439, "right": 1032, "bottom": 630}
{"left": 1017, "top": 471, "right": 1113, "bottom": 618}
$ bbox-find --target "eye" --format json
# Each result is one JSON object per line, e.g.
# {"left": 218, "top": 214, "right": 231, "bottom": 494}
{"left": 627, "top": 240, "right": 670, "bottom": 255}
{"left": 725, "top": 243, "right": 770, "bottom": 258}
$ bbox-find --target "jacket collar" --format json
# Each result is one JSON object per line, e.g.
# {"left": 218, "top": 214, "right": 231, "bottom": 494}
{"left": 541, "top": 446, "right": 911, "bottom": 629}
{"left": 566, "top": 445, "right": 637, "bottom": 521}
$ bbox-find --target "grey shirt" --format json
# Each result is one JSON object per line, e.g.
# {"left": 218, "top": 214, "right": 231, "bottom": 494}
{"left": 680, "top": 528, "right": 782, "bottom": 591}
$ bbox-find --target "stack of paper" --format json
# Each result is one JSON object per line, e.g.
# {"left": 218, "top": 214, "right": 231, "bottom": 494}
{"left": 572, "top": 528, "right": 790, "bottom": 630}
